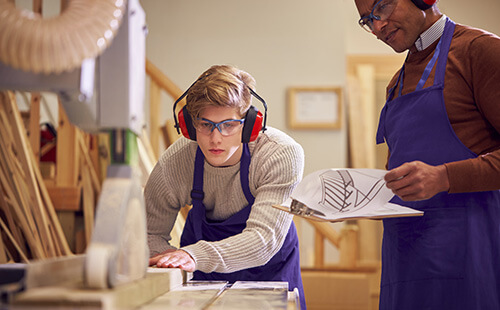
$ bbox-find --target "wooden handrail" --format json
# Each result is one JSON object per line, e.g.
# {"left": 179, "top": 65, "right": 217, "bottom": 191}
{"left": 306, "top": 220, "right": 341, "bottom": 248}
{"left": 145, "top": 59, "right": 183, "bottom": 99}
{"left": 306, "top": 219, "right": 363, "bottom": 269}
{"left": 145, "top": 58, "right": 184, "bottom": 157}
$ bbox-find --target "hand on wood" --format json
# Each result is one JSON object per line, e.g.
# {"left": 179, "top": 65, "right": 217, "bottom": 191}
{"left": 384, "top": 161, "right": 450, "bottom": 201}
{"left": 149, "top": 249, "right": 196, "bottom": 272}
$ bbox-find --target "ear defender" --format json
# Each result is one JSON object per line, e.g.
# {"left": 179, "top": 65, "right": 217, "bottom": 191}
{"left": 411, "top": 0, "right": 436, "bottom": 10}
{"left": 173, "top": 76, "right": 268, "bottom": 143}
{"left": 241, "top": 106, "right": 263, "bottom": 143}
{"left": 177, "top": 105, "right": 197, "bottom": 140}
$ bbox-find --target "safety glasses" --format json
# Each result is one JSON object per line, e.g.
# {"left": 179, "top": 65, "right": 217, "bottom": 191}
{"left": 358, "top": 0, "right": 397, "bottom": 32}
{"left": 194, "top": 118, "right": 245, "bottom": 136}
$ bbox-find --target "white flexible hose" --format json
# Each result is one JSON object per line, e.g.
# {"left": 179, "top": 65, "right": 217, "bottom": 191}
{"left": 0, "top": 0, "right": 126, "bottom": 74}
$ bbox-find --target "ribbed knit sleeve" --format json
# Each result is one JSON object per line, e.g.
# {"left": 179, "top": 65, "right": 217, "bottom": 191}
{"left": 144, "top": 127, "right": 305, "bottom": 273}
{"left": 145, "top": 137, "right": 197, "bottom": 256}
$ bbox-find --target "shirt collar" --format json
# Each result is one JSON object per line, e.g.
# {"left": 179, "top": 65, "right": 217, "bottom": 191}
{"left": 414, "top": 14, "right": 447, "bottom": 52}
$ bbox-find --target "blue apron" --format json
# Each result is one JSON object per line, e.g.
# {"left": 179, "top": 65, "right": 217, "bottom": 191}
{"left": 180, "top": 144, "right": 306, "bottom": 309}
{"left": 376, "top": 18, "right": 500, "bottom": 309}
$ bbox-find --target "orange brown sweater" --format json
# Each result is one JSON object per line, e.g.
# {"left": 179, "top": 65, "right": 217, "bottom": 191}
{"left": 386, "top": 23, "right": 500, "bottom": 193}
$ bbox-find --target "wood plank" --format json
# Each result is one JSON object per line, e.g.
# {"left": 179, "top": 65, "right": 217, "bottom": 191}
{"left": 0, "top": 164, "right": 43, "bottom": 258}
{"left": 56, "top": 99, "right": 79, "bottom": 187}
{"left": 314, "top": 231, "right": 325, "bottom": 267}
{"left": 145, "top": 59, "right": 183, "bottom": 98}
{"left": 162, "top": 119, "right": 181, "bottom": 149}
{"left": 97, "top": 132, "right": 111, "bottom": 184}
{"left": 77, "top": 131, "right": 101, "bottom": 193}
{"left": 0, "top": 93, "right": 46, "bottom": 259}
{"left": 33, "top": 0, "right": 42, "bottom": 14}
{"left": 306, "top": 220, "right": 341, "bottom": 248}
{"left": 88, "top": 134, "right": 101, "bottom": 186}
{"left": 140, "top": 128, "right": 157, "bottom": 163}
{"left": 81, "top": 160, "right": 94, "bottom": 246}
{"left": 31, "top": 142, "right": 73, "bottom": 256}
{"left": 0, "top": 217, "right": 29, "bottom": 263}
{"left": 0, "top": 229, "right": 7, "bottom": 263}
{"left": 149, "top": 80, "right": 161, "bottom": 158}
{"left": 0, "top": 186, "right": 27, "bottom": 256}
{"left": 75, "top": 228, "right": 86, "bottom": 255}
{"left": 301, "top": 270, "right": 371, "bottom": 310}
{"left": 0, "top": 188, "right": 28, "bottom": 258}
{"left": 28, "top": 92, "right": 41, "bottom": 163}
{"left": 40, "top": 141, "right": 56, "bottom": 157}
{"left": 339, "top": 224, "right": 359, "bottom": 269}
{"left": 57, "top": 212, "right": 75, "bottom": 253}
{"left": 39, "top": 162, "right": 55, "bottom": 179}
{"left": 12, "top": 268, "right": 184, "bottom": 310}
{"left": 5, "top": 91, "right": 56, "bottom": 257}
{"left": 45, "top": 185, "right": 81, "bottom": 211}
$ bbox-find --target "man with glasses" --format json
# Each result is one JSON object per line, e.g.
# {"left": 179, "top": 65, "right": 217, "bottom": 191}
{"left": 144, "top": 65, "right": 306, "bottom": 309}
{"left": 354, "top": 0, "right": 500, "bottom": 309}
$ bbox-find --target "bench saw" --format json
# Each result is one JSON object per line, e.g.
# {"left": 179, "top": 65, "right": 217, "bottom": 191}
{"left": 0, "top": 0, "right": 151, "bottom": 297}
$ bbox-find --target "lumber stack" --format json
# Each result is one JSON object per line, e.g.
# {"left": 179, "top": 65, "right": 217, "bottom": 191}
{"left": 0, "top": 91, "right": 72, "bottom": 262}
{"left": 44, "top": 99, "right": 104, "bottom": 254}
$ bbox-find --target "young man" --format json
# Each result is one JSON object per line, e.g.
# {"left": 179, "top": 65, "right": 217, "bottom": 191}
{"left": 355, "top": 0, "right": 500, "bottom": 309}
{"left": 145, "top": 65, "right": 306, "bottom": 309}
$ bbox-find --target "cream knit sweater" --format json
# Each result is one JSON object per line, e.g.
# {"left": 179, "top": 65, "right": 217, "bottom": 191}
{"left": 144, "top": 127, "right": 304, "bottom": 274}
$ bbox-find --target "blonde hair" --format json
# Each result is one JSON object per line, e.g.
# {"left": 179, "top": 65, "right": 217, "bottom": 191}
{"left": 185, "top": 65, "right": 256, "bottom": 120}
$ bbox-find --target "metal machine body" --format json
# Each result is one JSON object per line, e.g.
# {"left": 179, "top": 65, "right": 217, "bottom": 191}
{"left": 0, "top": 0, "right": 149, "bottom": 291}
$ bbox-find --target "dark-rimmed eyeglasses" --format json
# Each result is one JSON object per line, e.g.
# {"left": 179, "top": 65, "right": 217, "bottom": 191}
{"left": 194, "top": 118, "right": 245, "bottom": 136}
{"left": 358, "top": 0, "right": 397, "bottom": 33}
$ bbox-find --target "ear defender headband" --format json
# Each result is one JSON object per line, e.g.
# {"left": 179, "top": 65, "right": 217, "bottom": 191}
{"left": 411, "top": 0, "right": 436, "bottom": 10}
{"left": 172, "top": 75, "right": 268, "bottom": 143}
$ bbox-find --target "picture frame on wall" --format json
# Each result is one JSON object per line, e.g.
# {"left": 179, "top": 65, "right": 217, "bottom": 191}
{"left": 287, "top": 86, "right": 342, "bottom": 130}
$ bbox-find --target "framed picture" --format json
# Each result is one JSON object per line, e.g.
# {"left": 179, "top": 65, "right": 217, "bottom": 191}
{"left": 287, "top": 87, "right": 342, "bottom": 129}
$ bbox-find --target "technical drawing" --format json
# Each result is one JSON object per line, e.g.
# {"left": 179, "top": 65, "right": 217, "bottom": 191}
{"left": 318, "top": 170, "right": 386, "bottom": 213}
{"left": 274, "top": 168, "right": 423, "bottom": 222}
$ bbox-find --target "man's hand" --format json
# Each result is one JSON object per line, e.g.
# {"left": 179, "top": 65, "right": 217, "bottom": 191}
{"left": 149, "top": 249, "right": 196, "bottom": 272}
{"left": 384, "top": 161, "right": 450, "bottom": 201}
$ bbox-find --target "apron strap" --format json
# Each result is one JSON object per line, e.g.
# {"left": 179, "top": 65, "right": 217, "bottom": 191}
{"left": 415, "top": 38, "right": 442, "bottom": 91}
{"left": 191, "top": 147, "right": 206, "bottom": 203}
{"left": 239, "top": 143, "right": 255, "bottom": 205}
{"left": 434, "top": 17, "right": 456, "bottom": 86}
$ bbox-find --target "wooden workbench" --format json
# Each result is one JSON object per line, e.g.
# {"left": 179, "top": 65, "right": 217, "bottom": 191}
{"left": 10, "top": 268, "right": 299, "bottom": 309}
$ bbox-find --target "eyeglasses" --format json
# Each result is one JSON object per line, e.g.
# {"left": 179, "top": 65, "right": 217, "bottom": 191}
{"left": 194, "top": 118, "right": 245, "bottom": 136}
{"left": 358, "top": 0, "right": 397, "bottom": 33}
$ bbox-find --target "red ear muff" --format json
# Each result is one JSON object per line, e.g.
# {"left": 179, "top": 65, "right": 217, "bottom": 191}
{"left": 249, "top": 111, "right": 264, "bottom": 142}
{"left": 178, "top": 106, "right": 197, "bottom": 140}
{"left": 411, "top": 0, "right": 436, "bottom": 10}
{"left": 241, "top": 106, "right": 263, "bottom": 143}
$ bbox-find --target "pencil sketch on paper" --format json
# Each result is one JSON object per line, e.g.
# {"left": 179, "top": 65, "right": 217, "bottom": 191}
{"left": 274, "top": 168, "right": 423, "bottom": 222}
{"left": 318, "top": 169, "right": 386, "bottom": 213}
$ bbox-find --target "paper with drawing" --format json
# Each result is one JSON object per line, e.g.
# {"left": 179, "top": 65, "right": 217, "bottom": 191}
{"left": 274, "top": 168, "right": 423, "bottom": 222}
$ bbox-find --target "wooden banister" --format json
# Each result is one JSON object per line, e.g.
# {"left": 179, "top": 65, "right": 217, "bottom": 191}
{"left": 145, "top": 58, "right": 184, "bottom": 157}
{"left": 145, "top": 59, "right": 183, "bottom": 99}
{"left": 306, "top": 220, "right": 341, "bottom": 248}
{"left": 306, "top": 219, "right": 362, "bottom": 269}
